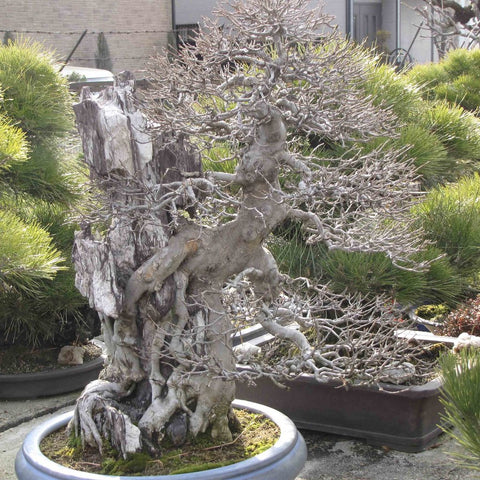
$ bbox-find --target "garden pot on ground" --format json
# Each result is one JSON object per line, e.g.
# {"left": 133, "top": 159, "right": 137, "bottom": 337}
{"left": 234, "top": 327, "right": 446, "bottom": 453}
{"left": 15, "top": 399, "right": 307, "bottom": 480}
{"left": 236, "top": 368, "right": 444, "bottom": 452}
{"left": 0, "top": 355, "right": 104, "bottom": 399}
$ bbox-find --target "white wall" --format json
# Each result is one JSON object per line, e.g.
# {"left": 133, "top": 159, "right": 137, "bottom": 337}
{"left": 175, "top": 0, "right": 218, "bottom": 26}
{"left": 400, "top": 0, "right": 435, "bottom": 63}
{"left": 174, "top": 0, "right": 434, "bottom": 64}
{"left": 319, "top": 0, "right": 347, "bottom": 31}
{"left": 175, "top": 0, "right": 347, "bottom": 31}
{"left": 381, "top": 0, "right": 398, "bottom": 53}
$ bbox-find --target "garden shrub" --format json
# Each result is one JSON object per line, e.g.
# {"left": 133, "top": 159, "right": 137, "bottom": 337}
{"left": 0, "top": 40, "right": 76, "bottom": 205}
{"left": 413, "top": 173, "right": 480, "bottom": 280}
{"left": 439, "top": 347, "right": 480, "bottom": 471}
{"left": 440, "top": 295, "right": 480, "bottom": 337}
{"left": 0, "top": 112, "right": 28, "bottom": 173}
{"left": 407, "top": 48, "right": 480, "bottom": 112}
{"left": 393, "top": 124, "right": 451, "bottom": 184}
{"left": 0, "top": 210, "right": 64, "bottom": 295}
{"left": 362, "top": 61, "right": 425, "bottom": 121}
{"left": 340, "top": 53, "right": 480, "bottom": 186}
{"left": 0, "top": 268, "right": 92, "bottom": 346}
{"left": 417, "top": 100, "right": 480, "bottom": 161}
{"left": 0, "top": 41, "right": 89, "bottom": 347}
{"left": 0, "top": 40, "right": 72, "bottom": 137}
{"left": 269, "top": 222, "right": 322, "bottom": 279}
{"left": 312, "top": 245, "right": 462, "bottom": 306}
{"left": 270, "top": 49, "right": 480, "bottom": 305}
{"left": 270, "top": 216, "right": 463, "bottom": 306}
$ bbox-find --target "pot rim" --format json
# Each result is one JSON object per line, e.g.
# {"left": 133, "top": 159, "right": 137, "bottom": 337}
{"left": 18, "top": 399, "right": 303, "bottom": 479}
{"left": 236, "top": 364, "right": 443, "bottom": 395}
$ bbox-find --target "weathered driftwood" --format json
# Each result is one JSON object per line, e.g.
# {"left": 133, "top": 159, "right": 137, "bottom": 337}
{"left": 70, "top": 0, "right": 436, "bottom": 460}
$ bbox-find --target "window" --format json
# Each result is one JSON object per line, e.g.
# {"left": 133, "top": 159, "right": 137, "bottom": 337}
{"left": 176, "top": 24, "right": 200, "bottom": 47}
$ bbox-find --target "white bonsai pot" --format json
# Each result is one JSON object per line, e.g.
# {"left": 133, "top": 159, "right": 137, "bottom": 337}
{"left": 15, "top": 399, "right": 306, "bottom": 480}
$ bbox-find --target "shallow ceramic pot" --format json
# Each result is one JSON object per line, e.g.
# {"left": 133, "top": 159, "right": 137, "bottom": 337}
{"left": 15, "top": 399, "right": 307, "bottom": 480}
{"left": 234, "top": 324, "right": 447, "bottom": 453}
{"left": 237, "top": 366, "right": 445, "bottom": 453}
{"left": 0, "top": 356, "right": 104, "bottom": 399}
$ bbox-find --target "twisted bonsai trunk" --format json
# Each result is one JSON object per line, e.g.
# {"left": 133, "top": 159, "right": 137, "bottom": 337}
{"left": 71, "top": 78, "right": 289, "bottom": 458}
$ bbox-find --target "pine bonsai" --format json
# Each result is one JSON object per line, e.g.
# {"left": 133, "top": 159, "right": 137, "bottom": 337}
{"left": 0, "top": 40, "right": 88, "bottom": 347}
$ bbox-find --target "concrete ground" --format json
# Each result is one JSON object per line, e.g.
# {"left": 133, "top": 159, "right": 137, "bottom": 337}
{"left": 1, "top": 391, "right": 478, "bottom": 480}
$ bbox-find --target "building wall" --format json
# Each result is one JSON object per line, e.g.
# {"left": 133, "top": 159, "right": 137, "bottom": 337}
{"left": 175, "top": 0, "right": 218, "bottom": 26}
{"left": 318, "top": 0, "right": 347, "bottom": 32}
{"left": 175, "top": 0, "right": 347, "bottom": 32}
{"left": 1, "top": 0, "right": 173, "bottom": 74}
{"left": 175, "top": 0, "right": 434, "bottom": 64}
{"left": 353, "top": 0, "right": 434, "bottom": 64}
{"left": 400, "top": 0, "right": 435, "bottom": 64}
{"left": 2, "top": 0, "right": 433, "bottom": 73}
{"left": 381, "top": 0, "right": 398, "bottom": 53}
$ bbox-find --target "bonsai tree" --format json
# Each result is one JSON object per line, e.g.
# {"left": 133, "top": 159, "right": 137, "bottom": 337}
{"left": 288, "top": 52, "right": 480, "bottom": 307}
{"left": 71, "top": 0, "right": 434, "bottom": 459}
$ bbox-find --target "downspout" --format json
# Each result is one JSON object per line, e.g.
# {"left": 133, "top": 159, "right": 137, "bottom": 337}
{"left": 396, "top": 0, "right": 401, "bottom": 51}
{"left": 346, "top": 0, "right": 354, "bottom": 38}
{"left": 171, "top": 0, "right": 178, "bottom": 49}
{"left": 430, "top": 4, "right": 435, "bottom": 61}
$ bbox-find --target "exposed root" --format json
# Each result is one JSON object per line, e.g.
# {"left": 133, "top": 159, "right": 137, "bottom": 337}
{"left": 70, "top": 380, "right": 141, "bottom": 459}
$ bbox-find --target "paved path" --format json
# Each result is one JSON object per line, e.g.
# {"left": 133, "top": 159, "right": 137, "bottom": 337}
{"left": 0, "top": 391, "right": 78, "bottom": 480}
{"left": 297, "top": 429, "right": 479, "bottom": 480}
{"left": 1, "top": 391, "right": 478, "bottom": 480}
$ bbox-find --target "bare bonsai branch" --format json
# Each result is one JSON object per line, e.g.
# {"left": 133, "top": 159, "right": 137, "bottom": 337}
{"left": 70, "top": 0, "right": 436, "bottom": 458}
{"left": 416, "top": 1, "right": 480, "bottom": 56}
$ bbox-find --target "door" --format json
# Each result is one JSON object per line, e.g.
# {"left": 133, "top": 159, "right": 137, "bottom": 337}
{"left": 353, "top": 2, "right": 382, "bottom": 45}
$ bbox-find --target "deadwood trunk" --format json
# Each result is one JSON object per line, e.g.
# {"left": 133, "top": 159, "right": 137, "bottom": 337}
{"left": 71, "top": 76, "right": 235, "bottom": 457}
{"left": 71, "top": 76, "right": 289, "bottom": 458}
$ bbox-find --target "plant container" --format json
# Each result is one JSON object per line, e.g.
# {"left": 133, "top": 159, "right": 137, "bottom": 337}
{"left": 236, "top": 367, "right": 445, "bottom": 453}
{"left": 0, "top": 356, "right": 104, "bottom": 399}
{"left": 15, "top": 399, "right": 307, "bottom": 480}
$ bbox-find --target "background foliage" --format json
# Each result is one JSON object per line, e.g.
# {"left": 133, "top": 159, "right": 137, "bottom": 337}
{"left": 0, "top": 40, "right": 89, "bottom": 347}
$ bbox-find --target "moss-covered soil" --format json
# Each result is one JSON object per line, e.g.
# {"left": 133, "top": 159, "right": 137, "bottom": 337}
{"left": 41, "top": 409, "right": 280, "bottom": 476}
{"left": 0, "top": 343, "right": 102, "bottom": 374}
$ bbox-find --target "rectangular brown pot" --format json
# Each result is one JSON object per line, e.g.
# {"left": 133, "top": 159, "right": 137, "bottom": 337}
{"left": 234, "top": 328, "right": 446, "bottom": 453}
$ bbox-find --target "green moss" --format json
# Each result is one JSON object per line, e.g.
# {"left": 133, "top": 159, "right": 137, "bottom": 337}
{"left": 170, "top": 460, "right": 238, "bottom": 474}
{"left": 101, "top": 453, "right": 151, "bottom": 475}
{"left": 55, "top": 445, "right": 80, "bottom": 461}
{"left": 415, "top": 304, "right": 449, "bottom": 320}
{"left": 42, "top": 409, "right": 280, "bottom": 476}
{"left": 245, "top": 442, "right": 271, "bottom": 455}
{"left": 67, "top": 431, "right": 82, "bottom": 449}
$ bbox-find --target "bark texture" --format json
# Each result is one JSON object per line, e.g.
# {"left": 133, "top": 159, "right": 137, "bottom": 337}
{"left": 71, "top": 76, "right": 233, "bottom": 457}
